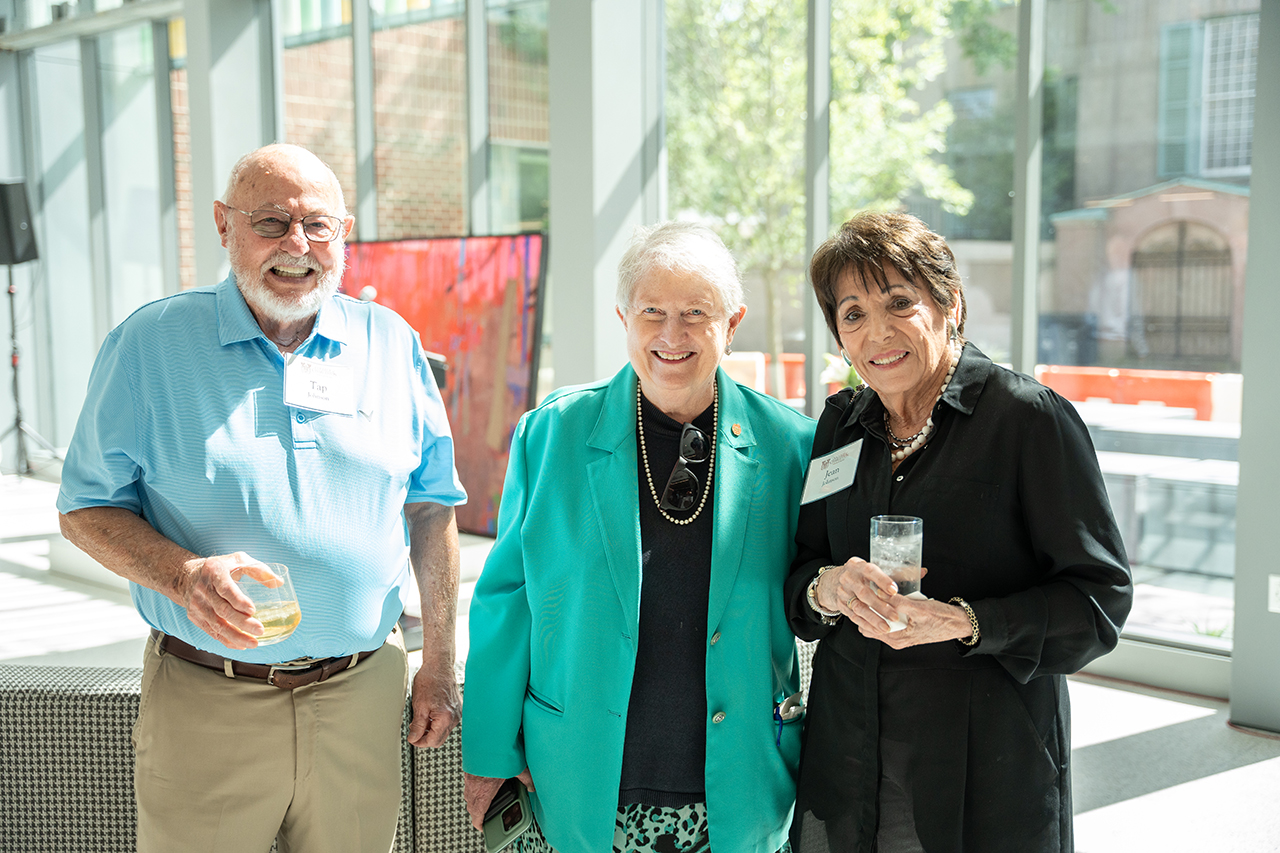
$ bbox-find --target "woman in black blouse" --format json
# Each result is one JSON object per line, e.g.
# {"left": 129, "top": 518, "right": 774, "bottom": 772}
{"left": 785, "top": 212, "right": 1132, "bottom": 853}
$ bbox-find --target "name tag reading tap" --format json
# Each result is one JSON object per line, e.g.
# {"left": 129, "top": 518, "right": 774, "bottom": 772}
{"left": 800, "top": 439, "right": 862, "bottom": 505}
{"left": 284, "top": 354, "right": 356, "bottom": 416}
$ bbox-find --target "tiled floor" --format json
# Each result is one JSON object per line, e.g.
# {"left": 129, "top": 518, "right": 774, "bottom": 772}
{"left": 0, "top": 562, "right": 144, "bottom": 664}
{"left": 5, "top": 474, "right": 1280, "bottom": 851}
{"left": 1069, "top": 677, "right": 1280, "bottom": 852}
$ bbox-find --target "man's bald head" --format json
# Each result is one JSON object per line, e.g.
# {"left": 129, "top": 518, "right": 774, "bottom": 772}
{"left": 215, "top": 143, "right": 352, "bottom": 329}
{"left": 222, "top": 144, "right": 348, "bottom": 217}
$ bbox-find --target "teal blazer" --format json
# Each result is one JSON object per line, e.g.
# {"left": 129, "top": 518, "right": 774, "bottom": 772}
{"left": 463, "top": 365, "right": 816, "bottom": 853}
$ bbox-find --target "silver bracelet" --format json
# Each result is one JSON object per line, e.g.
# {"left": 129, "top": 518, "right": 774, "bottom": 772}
{"left": 806, "top": 565, "right": 842, "bottom": 625}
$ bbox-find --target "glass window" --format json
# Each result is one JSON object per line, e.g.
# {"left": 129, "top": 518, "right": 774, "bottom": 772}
{"left": 671, "top": 0, "right": 1247, "bottom": 651}
{"left": 1201, "top": 14, "right": 1257, "bottom": 177}
{"left": 668, "top": 1, "right": 1019, "bottom": 398}
{"left": 28, "top": 40, "right": 96, "bottom": 445}
{"left": 949, "top": 87, "right": 997, "bottom": 121}
{"left": 666, "top": 0, "right": 809, "bottom": 398}
{"left": 1038, "top": 0, "right": 1250, "bottom": 651}
{"left": 488, "top": 0, "right": 548, "bottom": 234}
{"left": 1157, "top": 20, "right": 1201, "bottom": 179}
{"left": 167, "top": 19, "right": 196, "bottom": 291}
{"left": 371, "top": 1, "right": 467, "bottom": 238}
{"left": 911, "top": 7, "right": 1018, "bottom": 366}
{"left": 99, "top": 24, "right": 166, "bottom": 324}
{"left": 19, "top": 0, "right": 53, "bottom": 29}
{"left": 281, "top": 2, "right": 358, "bottom": 214}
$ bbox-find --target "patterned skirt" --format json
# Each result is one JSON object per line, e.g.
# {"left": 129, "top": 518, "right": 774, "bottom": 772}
{"left": 510, "top": 802, "right": 791, "bottom": 853}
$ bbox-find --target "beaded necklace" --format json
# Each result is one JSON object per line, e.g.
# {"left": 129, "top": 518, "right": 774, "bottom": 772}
{"left": 637, "top": 382, "right": 717, "bottom": 525}
{"left": 884, "top": 344, "right": 960, "bottom": 464}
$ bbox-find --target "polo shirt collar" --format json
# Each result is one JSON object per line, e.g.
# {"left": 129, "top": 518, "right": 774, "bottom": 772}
{"left": 215, "top": 274, "right": 350, "bottom": 347}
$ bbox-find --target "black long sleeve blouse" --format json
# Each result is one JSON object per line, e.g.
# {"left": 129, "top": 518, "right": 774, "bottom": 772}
{"left": 784, "top": 343, "right": 1132, "bottom": 853}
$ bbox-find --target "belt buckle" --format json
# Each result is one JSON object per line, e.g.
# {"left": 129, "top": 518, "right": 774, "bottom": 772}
{"left": 267, "top": 659, "right": 323, "bottom": 689}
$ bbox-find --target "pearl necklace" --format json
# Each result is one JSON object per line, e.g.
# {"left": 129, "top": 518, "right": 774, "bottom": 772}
{"left": 884, "top": 345, "right": 960, "bottom": 463}
{"left": 637, "top": 382, "right": 717, "bottom": 525}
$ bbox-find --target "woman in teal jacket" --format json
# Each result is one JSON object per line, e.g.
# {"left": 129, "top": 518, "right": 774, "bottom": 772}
{"left": 462, "top": 221, "right": 816, "bottom": 853}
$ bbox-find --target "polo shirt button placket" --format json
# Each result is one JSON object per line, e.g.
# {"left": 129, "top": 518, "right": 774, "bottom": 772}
{"left": 291, "top": 409, "right": 319, "bottom": 450}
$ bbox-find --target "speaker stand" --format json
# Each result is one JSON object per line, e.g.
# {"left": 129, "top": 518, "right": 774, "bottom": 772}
{"left": 1, "top": 263, "right": 60, "bottom": 477}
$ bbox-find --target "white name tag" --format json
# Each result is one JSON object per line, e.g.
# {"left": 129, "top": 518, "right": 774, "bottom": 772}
{"left": 800, "top": 439, "right": 862, "bottom": 505}
{"left": 284, "top": 354, "right": 356, "bottom": 416}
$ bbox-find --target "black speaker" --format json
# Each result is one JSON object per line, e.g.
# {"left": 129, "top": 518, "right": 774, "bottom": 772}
{"left": 0, "top": 180, "right": 38, "bottom": 266}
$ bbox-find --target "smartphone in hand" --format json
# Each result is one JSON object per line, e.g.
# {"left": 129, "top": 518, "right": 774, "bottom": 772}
{"left": 483, "top": 777, "right": 532, "bottom": 853}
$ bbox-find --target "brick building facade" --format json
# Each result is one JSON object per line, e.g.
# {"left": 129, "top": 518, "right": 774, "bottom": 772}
{"left": 168, "top": 16, "right": 548, "bottom": 290}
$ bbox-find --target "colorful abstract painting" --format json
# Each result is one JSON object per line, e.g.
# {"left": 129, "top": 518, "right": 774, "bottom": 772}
{"left": 341, "top": 233, "right": 546, "bottom": 535}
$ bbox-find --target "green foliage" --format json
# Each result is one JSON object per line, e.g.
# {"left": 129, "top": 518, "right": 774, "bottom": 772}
{"left": 944, "top": 99, "right": 1014, "bottom": 239}
{"left": 1040, "top": 68, "right": 1078, "bottom": 232}
{"left": 1191, "top": 620, "right": 1231, "bottom": 639}
{"left": 669, "top": 0, "right": 982, "bottom": 248}
{"left": 667, "top": 0, "right": 809, "bottom": 280}
{"left": 667, "top": 0, "right": 1009, "bottom": 363}
{"left": 826, "top": 1, "right": 975, "bottom": 223}
{"left": 819, "top": 352, "right": 862, "bottom": 389}
{"left": 950, "top": 0, "right": 1017, "bottom": 75}
{"left": 942, "top": 66, "right": 1077, "bottom": 241}
{"left": 492, "top": 4, "right": 548, "bottom": 64}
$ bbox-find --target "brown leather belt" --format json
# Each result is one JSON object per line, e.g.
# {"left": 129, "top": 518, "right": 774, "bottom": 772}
{"left": 150, "top": 629, "right": 378, "bottom": 690}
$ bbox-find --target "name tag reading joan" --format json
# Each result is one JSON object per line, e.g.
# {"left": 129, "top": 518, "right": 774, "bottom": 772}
{"left": 800, "top": 439, "right": 862, "bottom": 505}
{"left": 284, "top": 354, "right": 356, "bottom": 416}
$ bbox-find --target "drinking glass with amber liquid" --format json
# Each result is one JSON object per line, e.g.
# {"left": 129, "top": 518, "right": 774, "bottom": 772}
{"left": 234, "top": 563, "right": 302, "bottom": 645}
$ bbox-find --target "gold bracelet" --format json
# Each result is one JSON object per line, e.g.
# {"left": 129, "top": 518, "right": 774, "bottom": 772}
{"left": 807, "top": 566, "right": 842, "bottom": 625}
{"left": 949, "top": 597, "right": 981, "bottom": 647}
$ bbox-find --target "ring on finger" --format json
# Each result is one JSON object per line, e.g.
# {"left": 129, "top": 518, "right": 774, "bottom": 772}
{"left": 845, "top": 596, "right": 856, "bottom": 609}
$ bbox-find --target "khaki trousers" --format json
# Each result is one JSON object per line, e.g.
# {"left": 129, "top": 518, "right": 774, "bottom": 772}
{"left": 132, "top": 629, "right": 408, "bottom": 853}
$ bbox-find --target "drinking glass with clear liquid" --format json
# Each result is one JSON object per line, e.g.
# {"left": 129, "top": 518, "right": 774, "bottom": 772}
{"left": 234, "top": 563, "right": 302, "bottom": 645}
{"left": 869, "top": 517, "right": 924, "bottom": 631}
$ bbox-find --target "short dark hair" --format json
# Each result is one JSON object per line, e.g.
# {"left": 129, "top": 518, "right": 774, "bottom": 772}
{"left": 809, "top": 211, "right": 965, "bottom": 343}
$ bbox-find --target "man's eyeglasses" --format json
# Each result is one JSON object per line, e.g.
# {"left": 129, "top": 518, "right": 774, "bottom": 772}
{"left": 660, "top": 423, "right": 711, "bottom": 511}
{"left": 226, "top": 207, "right": 346, "bottom": 243}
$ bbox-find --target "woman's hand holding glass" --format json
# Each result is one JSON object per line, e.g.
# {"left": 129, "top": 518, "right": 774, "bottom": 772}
{"left": 813, "top": 558, "right": 973, "bottom": 649}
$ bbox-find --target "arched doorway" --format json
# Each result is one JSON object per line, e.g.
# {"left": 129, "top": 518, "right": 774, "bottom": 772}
{"left": 1128, "top": 221, "right": 1235, "bottom": 370}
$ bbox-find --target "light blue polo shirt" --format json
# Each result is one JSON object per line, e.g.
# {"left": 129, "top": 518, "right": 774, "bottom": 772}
{"left": 57, "top": 275, "right": 467, "bottom": 663}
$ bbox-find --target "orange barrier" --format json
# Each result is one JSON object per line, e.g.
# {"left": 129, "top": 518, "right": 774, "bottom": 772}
{"left": 1035, "top": 365, "right": 1216, "bottom": 420}
{"left": 723, "top": 352, "right": 809, "bottom": 400}
{"left": 763, "top": 353, "right": 807, "bottom": 399}
{"left": 735, "top": 360, "right": 1222, "bottom": 420}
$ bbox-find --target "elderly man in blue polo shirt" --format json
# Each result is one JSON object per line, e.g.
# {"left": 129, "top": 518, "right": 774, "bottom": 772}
{"left": 56, "top": 143, "right": 467, "bottom": 853}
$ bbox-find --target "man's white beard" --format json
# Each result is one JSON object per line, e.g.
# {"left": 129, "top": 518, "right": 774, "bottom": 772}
{"left": 234, "top": 250, "right": 345, "bottom": 325}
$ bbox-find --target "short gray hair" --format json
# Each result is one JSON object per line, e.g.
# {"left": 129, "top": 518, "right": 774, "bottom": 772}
{"left": 616, "top": 221, "right": 744, "bottom": 317}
